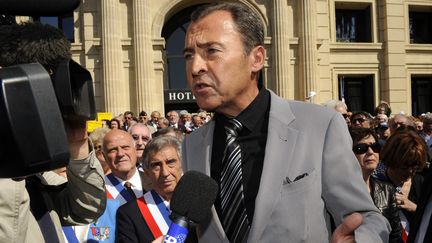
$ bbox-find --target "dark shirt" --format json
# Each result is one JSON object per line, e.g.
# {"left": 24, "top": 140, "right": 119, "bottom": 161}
{"left": 211, "top": 88, "right": 270, "bottom": 225}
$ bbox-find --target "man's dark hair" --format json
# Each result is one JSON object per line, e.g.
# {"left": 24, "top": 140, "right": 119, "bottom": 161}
{"left": 124, "top": 111, "right": 134, "bottom": 117}
{"left": 191, "top": 2, "right": 264, "bottom": 55}
{"left": 350, "top": 111, "right": 373, "bottom": 123}
{"left": 0, "top": 22, "right": 71, "bottom": 72}
{"left": 139, "top": 110, "right": 147, "bottom": 117}
{"left": 0, "top": 15, "right": 16, "bottom": 25}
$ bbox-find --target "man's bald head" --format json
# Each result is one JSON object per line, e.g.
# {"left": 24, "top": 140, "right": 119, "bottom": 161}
{"left": 102, "top": 129, "right": 137, "bottom": 180}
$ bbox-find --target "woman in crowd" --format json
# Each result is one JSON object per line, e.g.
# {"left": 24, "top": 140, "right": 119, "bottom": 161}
{"left": 89, "top": 127, "right": 111, "bottom": 175}
{"left": 350, "top": 127, "right": 402, "bottom": 243}
{"left": 109, "top": 118, "right": 121, "bottom": 129}
{"left": 375, "top": 127, "right": 427, "bottom": 241}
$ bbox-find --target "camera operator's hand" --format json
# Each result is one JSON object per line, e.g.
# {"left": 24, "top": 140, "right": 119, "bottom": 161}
{"left": 64, "top": 120, "right": 90, "bottom": 160}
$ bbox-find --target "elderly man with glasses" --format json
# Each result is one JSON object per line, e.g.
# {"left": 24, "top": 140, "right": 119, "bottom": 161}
{"left": 351, "top": 111, "right": 374, "bottom": 128}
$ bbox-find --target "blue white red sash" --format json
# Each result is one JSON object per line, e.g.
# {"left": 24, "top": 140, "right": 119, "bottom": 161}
{"left": 62, "top": 226, "right": 79, "bottom": 243}
{"left": 105, "top": 173, "right": 134, "bottom": 204}
{"left": 400, "top": 211, "right": 409, "bottom": 242}
{"left": 136, "top": 190, "right": 172, "bottom": 239}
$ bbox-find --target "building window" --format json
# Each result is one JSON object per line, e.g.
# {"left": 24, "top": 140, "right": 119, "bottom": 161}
{"left": 163, "top": 20, "right": 190, "bottom": 90}
{"left": 412, "top": 76, "right": 432, "bottom": 116}
{"left": 162, "top": 6, "right": 201, "bottom": 90}
{"left": 162, "top": 5, "right": 204, "bottom": 112}
{"left": 338, "top": 75, "right": 374, "bottom": 113}
{"left": 409, "top": 8, "right": 432, "bottom": 44}
{"left": 0, "top": 15, "right": 16, "bottom": 25}
{"left": 33, "top": 13, "right": 74, "bottom": 42}
{"left": 335, "top": 4, "right": 372, "bottom": 42}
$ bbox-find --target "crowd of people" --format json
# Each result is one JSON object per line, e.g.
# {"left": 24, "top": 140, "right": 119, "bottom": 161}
{"left": 79, "top": 98, "right": 430, "bottom": 243}
{"left": 323, "top": 100, "right": 432, "bottom": 243}
{"left": 104, "top": 109, "right": 212, "bottom": 136}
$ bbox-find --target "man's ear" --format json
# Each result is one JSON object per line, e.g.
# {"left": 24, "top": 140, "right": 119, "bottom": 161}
{"left": 102, "top": 151, "right": 108, "bottom": 162}
{"left": 250, "top": 45, "right": 265, "bottom": 73}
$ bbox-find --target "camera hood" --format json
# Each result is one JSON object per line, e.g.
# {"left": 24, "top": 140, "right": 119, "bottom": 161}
{"left": 0, "top": 63, "right": 70, "bottom": 178}
{"left": 53, "top": 59, "right": 96, "bottom": 121}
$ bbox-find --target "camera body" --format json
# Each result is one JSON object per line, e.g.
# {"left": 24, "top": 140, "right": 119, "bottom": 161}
{"left": 0, "top": 60, "right": 96, "bottom": 178}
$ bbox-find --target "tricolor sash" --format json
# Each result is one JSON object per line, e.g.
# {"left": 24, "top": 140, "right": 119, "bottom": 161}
{"left": 105, "top": 173, "right": 135, "bottom": 204}
{"left": 137, "top": 190, "right": 172, "bottom": 239}
{"left": 62, "top": 226, "right": 79, "bottom": 243}
{"left": 400, "top": 211, "right": 409, "bottom": 243}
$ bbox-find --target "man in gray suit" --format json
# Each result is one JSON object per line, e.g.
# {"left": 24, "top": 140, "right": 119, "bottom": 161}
{"left": 181, "top": 2, "right": 390, "bottom": 243}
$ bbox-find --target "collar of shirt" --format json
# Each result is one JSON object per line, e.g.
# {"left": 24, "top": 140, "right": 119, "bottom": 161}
{"left": 215, "top": 88, "right": 270, "bottom": 134}
{"left": 113, "top": 168, "right": 143, "bottom": 198}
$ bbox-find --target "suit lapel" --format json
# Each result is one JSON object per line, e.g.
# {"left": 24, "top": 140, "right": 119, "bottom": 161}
{"left": 187, "top": 121, "right": 215, "bottom": 174}
{"left": 186, "top": 122, "right": 230, "bottom": 241}
{"left": 248, "top": 91, "right": 299, "bottom": 242}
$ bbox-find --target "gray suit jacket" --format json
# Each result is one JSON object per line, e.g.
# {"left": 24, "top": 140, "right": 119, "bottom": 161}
{"left": 182, "top": 91, "right": 390, "bottom": 243}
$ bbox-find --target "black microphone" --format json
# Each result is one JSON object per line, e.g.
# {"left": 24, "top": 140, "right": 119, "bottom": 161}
{"left": 0, "top": 0, "right": 80, "bottom": 16}
{"left": 165, "top": 170, "right": 218, "bottom": 243}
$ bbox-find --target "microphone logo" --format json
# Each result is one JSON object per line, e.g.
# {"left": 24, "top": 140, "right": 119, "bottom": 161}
{"left": 164, "top": 234, "right": 187, "bottom": 243}
{"left": 164, "top": 221, "right": 188, "bottom": 243}
{"left": 164, "top": 235, "right": 177, "bottom": 243}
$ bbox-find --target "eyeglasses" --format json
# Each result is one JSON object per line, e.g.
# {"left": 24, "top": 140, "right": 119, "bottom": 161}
{"left": 352, "top": 118, "right": 367, "bottom": 124}
{"left": 352, "top": 143, "right": 380, "bottom": 154}
{"left": 132, "top": 134, "right": 150, "bottom": 142}
{"left": 378, "top": 123, "right": 389, "bottom": 130}
{"left": 126, "top": 117, "right": 133, "bottom": 120}
{"left": 94, "top": 145, "right": 102, "bottom": 151}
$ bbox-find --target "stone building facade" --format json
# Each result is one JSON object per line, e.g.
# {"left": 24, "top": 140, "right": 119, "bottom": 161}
{"left": 41, "top": 0, "right": 432, "bottom": 116}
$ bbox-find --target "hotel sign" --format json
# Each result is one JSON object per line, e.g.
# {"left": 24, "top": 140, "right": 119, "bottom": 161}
{"left": 164, "top": 89, "right": 196, "bottom": 104}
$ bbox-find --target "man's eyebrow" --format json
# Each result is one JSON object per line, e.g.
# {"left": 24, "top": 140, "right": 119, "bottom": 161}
{"left": 183, "top": 47, "right": 193, "bottom": 54}
{"left": 149, "top": 160, "right": 161, "bottom": 165}
{"left": 183, "top": 42, "right": 222, "bottom": 54}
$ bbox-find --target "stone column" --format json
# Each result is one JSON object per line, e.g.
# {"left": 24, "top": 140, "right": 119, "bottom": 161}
{"left": 298, "top": 0, "right": 318, "bottom": 102}
{"left": 271, "top": 0, "right": 292, "bottom": 99}
{"left": 133, "top": 0, "right": 155, "bottom": 113}
{"left": 380, "top": 0, "right": 408, "bottom": 114}
{"left": 101, "top": 0, "right": 124, "bottom": 115}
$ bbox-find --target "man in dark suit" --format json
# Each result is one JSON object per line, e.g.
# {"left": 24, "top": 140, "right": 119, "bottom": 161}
{"left": 181, "top": 2, "right": 390, "bottom": 243}
{"left": 116, "top": 136, "right": 196, "bottom": 243}
{"left": 65, "top": 129, "right": 148, "bottom": 242}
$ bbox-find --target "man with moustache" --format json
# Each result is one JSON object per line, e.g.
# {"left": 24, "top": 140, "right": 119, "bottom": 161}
{"left": 116, "top": 136, "right": 196, "bottom": 243}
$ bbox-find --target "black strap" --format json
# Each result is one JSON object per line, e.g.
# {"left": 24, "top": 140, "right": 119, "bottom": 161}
{"left": 26, "top": 176, "right": 61, "bottom": 243}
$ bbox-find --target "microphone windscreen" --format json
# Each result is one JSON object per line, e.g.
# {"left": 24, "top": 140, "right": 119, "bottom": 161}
{"left": 0, "top": 0, "right": 80, "bottom": 16}
{"left": 170, "top": 170, "right": 218, "bottom": 223}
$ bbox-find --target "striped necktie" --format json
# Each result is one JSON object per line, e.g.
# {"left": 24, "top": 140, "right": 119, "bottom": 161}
{"left": 124, "top": 181, "right": 136, "bottom": 200}
{"left": 220, "top": 118, "right": 250, "bottom": 243}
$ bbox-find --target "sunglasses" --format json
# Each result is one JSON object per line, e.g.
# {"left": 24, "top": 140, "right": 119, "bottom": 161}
{"left": 352, "top": 143, "right": 380, "bottom": 154}
{"left": 352, "top": 118, "right": 367, "bottom": 124}
{"left": 342, "top": 114, "right": 349, "bottom": 119}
